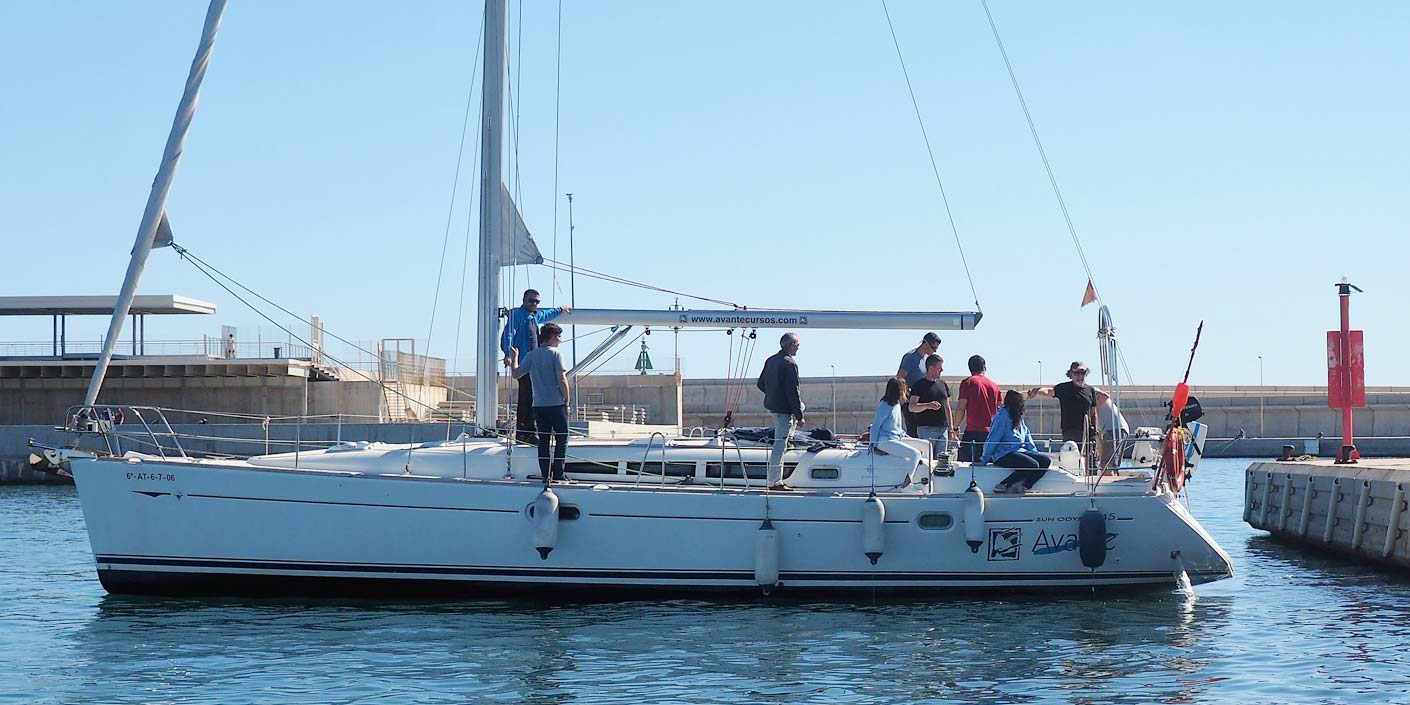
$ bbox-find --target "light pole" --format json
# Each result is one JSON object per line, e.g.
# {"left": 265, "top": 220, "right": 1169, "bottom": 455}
{"left": 1258, "top": 355, "right": 1264, "bottom": 437}
{"left": 830, "top": 364, "right": 837, "bottom": 433}
{"left": 567, "top": 192, "right": 577, "bottom": 420}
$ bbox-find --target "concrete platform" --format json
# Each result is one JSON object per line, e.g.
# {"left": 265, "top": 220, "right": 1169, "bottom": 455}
{"left": 1245, "top": 459, "right": 1410, "bottom": 571}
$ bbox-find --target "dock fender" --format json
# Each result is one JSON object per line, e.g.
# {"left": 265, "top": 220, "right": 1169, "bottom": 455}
{"left": 963, "top": 481, "right": 986, "bottom": 553}
{"left": 755, "top": 518, "right": 780, "bottom": 591}
{"left": 1078, "top": 508, "right": 1108, "bottom": 569}
{"left": 532, "top": 488, "right": 560, "bottom": 560}
{"left": 862, "top": 492, "right": 886, "bottom": 565}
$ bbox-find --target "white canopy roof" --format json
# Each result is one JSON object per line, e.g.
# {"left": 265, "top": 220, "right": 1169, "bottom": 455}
{"left": 0, "top": 295, "right": 217, "bottom": 316}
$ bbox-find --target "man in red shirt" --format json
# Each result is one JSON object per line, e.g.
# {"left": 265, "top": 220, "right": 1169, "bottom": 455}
{"left": 955, "top": 354, "right": 1003, "bottom": 462}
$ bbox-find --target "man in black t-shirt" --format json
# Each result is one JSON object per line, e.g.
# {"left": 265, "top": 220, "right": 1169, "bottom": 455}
{"left": 907, "top": 354, "right": 955, "bottom": 458}
{"left": 1028, "top": 360, "right": 1098, "bottom": 444}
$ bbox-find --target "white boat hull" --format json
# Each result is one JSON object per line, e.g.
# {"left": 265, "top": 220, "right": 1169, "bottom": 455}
{"left": 71, "top": 450, "right": 1232, "bottom": 597}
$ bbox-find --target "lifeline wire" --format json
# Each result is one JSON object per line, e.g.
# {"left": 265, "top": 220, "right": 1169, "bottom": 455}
{"left": 879, "top": 0, "right": 982, "bottom": 312}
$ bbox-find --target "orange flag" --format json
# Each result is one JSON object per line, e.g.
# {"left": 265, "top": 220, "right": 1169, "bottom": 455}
{"left": 1080, "top": 279, "right": 1097, "bottom": 307}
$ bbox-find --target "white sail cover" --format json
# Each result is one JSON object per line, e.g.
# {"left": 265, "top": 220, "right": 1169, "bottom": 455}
{"left": 497, "top": 184, "right": 543, "bottom": 267}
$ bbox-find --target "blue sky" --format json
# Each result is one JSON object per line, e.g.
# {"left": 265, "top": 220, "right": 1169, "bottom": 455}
{"left": 3, "top": 2, "right": 1406, "bottom": 386}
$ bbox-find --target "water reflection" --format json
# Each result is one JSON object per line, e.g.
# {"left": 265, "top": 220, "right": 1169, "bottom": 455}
{"left": 65, "top": 592, "right": 1235, "bottom": 705}
{"left": 13, "top": 462, "right": 1410, "bottom": 704}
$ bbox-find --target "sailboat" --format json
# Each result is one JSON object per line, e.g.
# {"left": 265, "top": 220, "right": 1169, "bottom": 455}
{"left": 62, "top": 0, "right": 1232, "bottom": 596}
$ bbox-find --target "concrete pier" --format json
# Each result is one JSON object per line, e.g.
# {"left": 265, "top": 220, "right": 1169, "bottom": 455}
{"left": 1244, "top": 459, "right": 1410, "bottom": 570}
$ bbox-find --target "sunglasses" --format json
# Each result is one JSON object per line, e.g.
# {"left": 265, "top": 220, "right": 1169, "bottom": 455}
{"left": 527, "top": 299, "right": 541, "bottom": 304}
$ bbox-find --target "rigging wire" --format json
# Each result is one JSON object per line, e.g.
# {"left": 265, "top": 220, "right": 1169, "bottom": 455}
{"left": 551, "top": 0, "right": 564, "bottom": 301}
{"left": 538, "top": 258, "right": 740, "bottom": 309}
{"left": 450, "top": 98, "right": 486, "bottom": 376}
{"left": 878, "top": 0, "right": 982, "bottom": 312}
{"left": 424, "top": 10, "right": 486, "bottom": 375}
{"left": 978, "top": 0, "right": 1100, "bottom": 305}
{"left": 171, "top": 245, "right": 445, "bottom": 419}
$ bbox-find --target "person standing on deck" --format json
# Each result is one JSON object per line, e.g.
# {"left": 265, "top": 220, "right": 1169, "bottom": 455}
{"left": 757, "top": 333, "right": 804, "bottom": 491}
{"left": 907, "top": 354, "right": 955, "bottom": 458}
{"left": 895, "top": 332, "right": 941, "bottom": 437}
{"left": 1028, "top": 361, "right": 1099, "bottom": 471}
{"left": 511, "top": 323, "right": 571, "bottom": 482}
{"left": 955, "top": 354, "right": 1003, "bottom": 463}
{"left": 1094, "top": 388, "right": 1130, "bottom": 474}
{"left": 500, "top": 289, "right": 570, "bottom": 444}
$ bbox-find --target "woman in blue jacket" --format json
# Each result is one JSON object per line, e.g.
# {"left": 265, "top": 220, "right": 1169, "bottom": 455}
{"left": 980, "top": 389, "right": 1052, "bottom": 494}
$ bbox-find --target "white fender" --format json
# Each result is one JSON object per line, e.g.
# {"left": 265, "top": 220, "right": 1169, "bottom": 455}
{"left": 754, "top": 519, "right": 779, "bottom": 590}
{"left": 963, "top": 482, "right": 986, "bottom": 553}
{"left": 862, "top": 493, "right": 886, "bottom": 565}
{"left": 532, "top": 488, "right": 560, "bottom": 560}
{"left": 1057, "top": 441, "right": 1081, "bottom": 472}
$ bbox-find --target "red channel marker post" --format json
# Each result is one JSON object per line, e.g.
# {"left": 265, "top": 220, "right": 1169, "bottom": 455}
{"left": 1327, "top": 279, "right": 1365, "bottom": 463}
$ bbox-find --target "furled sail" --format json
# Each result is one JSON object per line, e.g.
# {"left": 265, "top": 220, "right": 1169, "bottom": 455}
{"left": 497, "top": 184, "right": 543, "bottom": 267}
{"left": 132, "top": 212, "right": 175, "bottom": 255}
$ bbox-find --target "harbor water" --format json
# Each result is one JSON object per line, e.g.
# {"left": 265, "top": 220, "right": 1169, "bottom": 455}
{"left": 3, "top": 458, "right": 1409, "bottom": 704}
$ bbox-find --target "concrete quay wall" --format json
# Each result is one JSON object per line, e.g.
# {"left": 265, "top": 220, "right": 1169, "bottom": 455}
{"left": 1245, "top": 460, "right": 1410, "bottom": 571}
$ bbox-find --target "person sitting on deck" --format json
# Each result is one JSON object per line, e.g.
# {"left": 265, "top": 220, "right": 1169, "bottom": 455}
{"left": 981, "top": 389, "right": 1052, "bottom": 495}
{"left": 869, "top": 377, "right": 910, "bottom": 454}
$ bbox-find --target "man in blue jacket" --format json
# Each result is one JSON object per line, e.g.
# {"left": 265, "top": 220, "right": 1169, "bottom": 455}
{"left": 501, "top": 289, "right": 570, "bottom": 444}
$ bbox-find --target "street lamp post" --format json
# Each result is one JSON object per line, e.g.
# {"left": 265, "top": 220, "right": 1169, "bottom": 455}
{"left": 1258, "top": 355, "right": 1264, "bottom": 437}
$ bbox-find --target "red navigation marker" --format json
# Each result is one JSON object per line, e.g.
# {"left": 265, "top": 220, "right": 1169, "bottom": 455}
{"left": 1329, "top": 279, "right": 1364, "bottom": 463}
{"left": 1326, "top": 330, "right": 1365, "bottom": 409}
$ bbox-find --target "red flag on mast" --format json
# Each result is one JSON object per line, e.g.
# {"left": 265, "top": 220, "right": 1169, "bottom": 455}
{"left": 1080, "top": 279, "right": 1097, "bottom": 308}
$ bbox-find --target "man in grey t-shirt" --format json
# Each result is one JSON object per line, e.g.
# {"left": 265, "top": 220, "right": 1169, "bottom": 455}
{"left": 895, "top": 332, "right": 940, "bottom": 437}
{"left": 511, "top": 323, "right": 571, "bottom": 483}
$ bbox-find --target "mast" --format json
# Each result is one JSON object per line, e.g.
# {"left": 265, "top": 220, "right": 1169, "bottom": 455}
{"left": 474, "top": 0, "right": 508, "bottom": 432}
{"left": 83, "top": 0, "right": 228, "bottom": 407}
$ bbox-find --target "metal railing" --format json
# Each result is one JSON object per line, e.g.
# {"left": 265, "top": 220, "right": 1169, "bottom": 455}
{"left": 61, "top": 404, "right": 188, "bottom": 459}
{"left": 1, "top": 339, "right": 313, "bottom": 360}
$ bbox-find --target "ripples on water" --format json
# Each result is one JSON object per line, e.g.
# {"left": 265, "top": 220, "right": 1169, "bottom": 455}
{"left": 3, "top": 458, "right": 1409, "bottom": 704}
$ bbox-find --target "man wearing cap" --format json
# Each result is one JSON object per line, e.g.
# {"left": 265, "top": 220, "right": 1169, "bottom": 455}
{"left": 895, "top": 332, "right": 941, "bottom": 437}
{"left": 1028, "top": 361, "right": 1099, "bottom": 454}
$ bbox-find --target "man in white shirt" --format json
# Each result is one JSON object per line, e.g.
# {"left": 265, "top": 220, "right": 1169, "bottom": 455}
{"left": 1094, "top": 389, "right": 1129, "bottom": 474}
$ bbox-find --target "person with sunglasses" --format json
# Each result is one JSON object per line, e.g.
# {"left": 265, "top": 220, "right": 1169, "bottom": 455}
{"left": 1027, "top": 361, "right": 1099, "bottom": 465}
{"left": 500, "top": 289, "right": 571, "bottom": 444}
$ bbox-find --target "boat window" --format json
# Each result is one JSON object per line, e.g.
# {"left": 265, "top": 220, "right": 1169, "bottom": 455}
{"left": 809, "top": 466, "right": 840, "bottom": 480}
{"left": 625, "top": 462, "right": 696, "bottom": 478}
{"left": 564, "top": 461, "right": 619, "bottom": 475}
{"left": 704, "top": 463, "right": 796, "bottom": 480}
{"left": 528, "top": 504, "right": 582, "bottom": 520}
{"left": 916, "top": 512, "right": 953, "bottom": 530}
